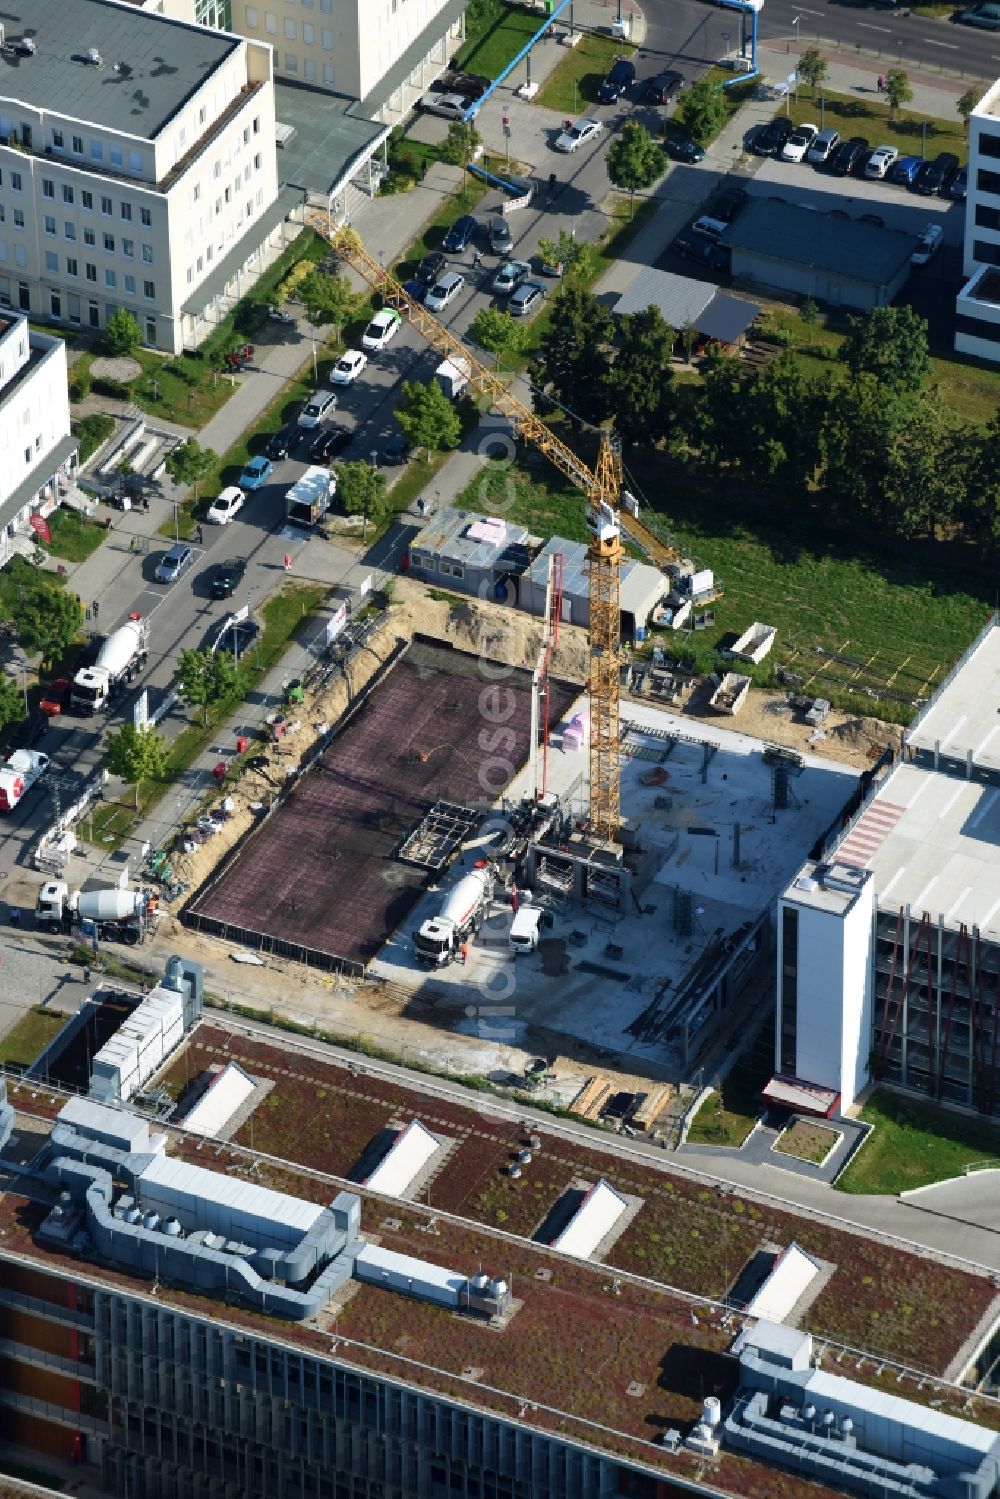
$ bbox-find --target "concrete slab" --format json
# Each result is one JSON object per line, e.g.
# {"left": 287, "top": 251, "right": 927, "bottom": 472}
{"left": 902, "top": 1170, "right": 1000, "bottom": 1235}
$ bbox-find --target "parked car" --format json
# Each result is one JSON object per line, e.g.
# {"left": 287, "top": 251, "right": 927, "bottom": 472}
{"left": 425, "top": 271, "right": 465, "bottom": 313}
{"left": 947, "top": 166, "right": 969, "bottom": 201}
{"left": 597, "top": 57, "right": 635, "bottom": 103}
{"left": 488, "top": 215, "right": 513, "bottom": 256}
{"left": 39, "top": 677, "right": 71, "bottom": 716}
{"left": 310, "top": 426, "right": 351, "bottom": 463}
{"left": 915, "top": 152, "right": 960, "bottom": 194}
{"left": 663, "top": 130, "right": 705, "bottom": 163}
{"left": 401, "top": 276, "right": 428, "bottom": 304}
{"left": 829, "top": 136, "right": 869, "bottom": 177}
{"left": 554, "top": 117, "right": 603, "bottom": 153}
{"left": 806, "top": 127, "right": 840, "bottom": 165}
{"left": 240, "top": 456, "right": 275, "bottom": 495}
{"left": 206, "top": 485, "right": 245, "bottom": 525}
{"left": 330, "top": 349, "right": 368, "bottom": 385}
{"left": 362, "top": 308, "right": 402, "bottom": 351}
{"left": 754, "top": 116, "right": 794, "bottom": 157}
{"left": 211, "top": 557, "right": 247, "bottom": 600}
{"left": 297, "top": 389, "right": 337, "bottom": 428}
{"left": 155, "top": 543, "right": 195, "bottom": 585}
{"left": 442, "top": 214, "right": 478, "bottom": 253}
{"left": 713, "top": 186, "right": 748, "bottom": 223}
{"left": 493, "top": 259, "right": 532, "bottom": 295}
{"left": 509, "top": 280, "right": 546, "bottom": 317}
{"left": 383, "top": 433, "right": 411, "bottom": 465}
{"left": 674, "top": 233, "right": 728, "bottom": 270}
{"left": 419, "top": 93, "right": 468, "bottom": 120}
{"left": 887, "top": 154, "right": 924, "bottom": 186}
{"left": 864, "top": 144, "right": 898, "bottom": 179}
{"left": 645, "top": 70, "right": 683, "bottom": 104}
{"left": 267, "top": 305, "right": 295, "bottom": 326}
{"left": 263, "top": 428, "right": 293, "bottom": 462}
{"left": 691, "top": 216, "right": 728, "bottom": 241}
{"left": 781, "top": 123, "right": 818, "bottom": 163}
{"left": 911, "top": 222, "right": 944, "bottom": 264}
{"left": 416, "top": 251, "right": 446, "bottom": 285}
{"left": 956, "top": 0, "right": 1000, "bottom": 27}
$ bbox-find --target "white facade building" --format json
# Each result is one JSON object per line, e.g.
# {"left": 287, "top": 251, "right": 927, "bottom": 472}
{"left": 0, "top": 0, "right": 288, "bottom": 354}
{"left": 0, "top": 312, "right": 76, "bottom": 569}
{"left": 955, "top": 77, "right": 1000, "bottom": 363}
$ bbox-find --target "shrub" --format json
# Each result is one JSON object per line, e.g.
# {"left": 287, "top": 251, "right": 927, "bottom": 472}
{"left": 75, "top": 412, "right": 115, "bottom": 461}
{"left": 92, "top": 375, "right": 130, "bottom": 399}
{"left": 68, "top": 366, "right": 92, "bottom": 402}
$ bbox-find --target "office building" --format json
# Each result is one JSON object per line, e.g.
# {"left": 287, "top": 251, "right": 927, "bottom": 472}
{"left": 0, "top": 311, "right": 76, "bottom": 569}
{"left": 956, "top": 78, "right": 1000, "bottom": 363}
{"left": 0, "top": 0, "right": 286, "bottom": 353}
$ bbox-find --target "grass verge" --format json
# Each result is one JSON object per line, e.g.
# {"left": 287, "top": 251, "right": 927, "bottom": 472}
{"left": 42, "top": 507, "right": 107, "bottom": 564}
{"left": 536, "top": 32, "right": 637, "bottom": 114}
{"left": 686, "top": 1025, "right": 773, "bottom": 1146}
{"left": 85, "top": 582, "right": 326, "bottom": 849}
{"left": 836, "top": 1089, "right": 1000, "bottom": 1194}
{"left": 456, "top": 4, "right": 547, "bottom": 80}
{"left": 786, "top": 86, "right": 967, "bottom": 163}
{"left": 0, "top": 1007, "right": 66, "bottom": 1067}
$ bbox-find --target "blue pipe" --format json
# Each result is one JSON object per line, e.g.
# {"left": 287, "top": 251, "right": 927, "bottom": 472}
{"left": 463, "top": 0, "right": 576, "bottom": 121}
{"left": 714, "top": 0, "right": 761, "bottom": 89}
{"left": 466, "top": 162, "right": 529, "bottom": 195}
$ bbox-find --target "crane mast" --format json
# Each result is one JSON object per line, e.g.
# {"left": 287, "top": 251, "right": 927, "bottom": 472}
{"left": 311, "top": 214, "right": 646, "bottom": 843}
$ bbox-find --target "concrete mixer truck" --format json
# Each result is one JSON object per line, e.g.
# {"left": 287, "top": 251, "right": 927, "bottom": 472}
{"left": 71, "top": 616, "right": 148, "bottom": 714}
{"left": 413, "top": 866, "right": 493, "bottom": 967}
{"left": 35, "top": 878, "right": 158, "bottom": 944}
{"left": 0, "top": 749, "right": 49, "bottom": 812}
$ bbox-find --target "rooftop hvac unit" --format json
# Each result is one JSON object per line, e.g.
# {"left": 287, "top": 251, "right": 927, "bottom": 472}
{"left": 86, "top": 47, "right": 103, "bottom": 67}
{"left": 702, "top": 1396, "right": 721, "bottom": 1430}
{"left": 162, "top": 1217, "right": 182, "bottom": 1236}
{"left": 471, "top": 1272, "right": 490, "bottom": 1293}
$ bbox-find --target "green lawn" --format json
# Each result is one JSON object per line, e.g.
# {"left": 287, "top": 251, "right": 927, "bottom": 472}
{"left": 86, "top": 581, "right": 327, "bottom": 848}
{"left": 785, "top": 87, "right": 967, "bottom": 162}
{"left": 536, "top": 32, "right": 636, "bottom": 114}
{"left": 837, "top": 1089, "right": 1000, "bottom": 1194}
{"left": 456, "top": 4, "right": 546, "bottom": 80}
{"left": 43, "top": 507, "right": 107, "bottom": 564}
{"left": 0, "top": 1007, "right": 66, "bottom": 1067}
{"left": 686, "top": 1026, "right": 774, "bottom": 1147}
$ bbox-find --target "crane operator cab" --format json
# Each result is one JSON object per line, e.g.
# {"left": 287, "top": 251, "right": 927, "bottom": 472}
{"left": 587, "top": 500, "right": 620, "bottom": 549}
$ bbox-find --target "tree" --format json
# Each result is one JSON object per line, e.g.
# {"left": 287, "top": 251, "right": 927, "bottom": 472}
{"left": 841, "top": 305, "right": 930, "bottom": 395}
{"left": 468, "top": 307, "right": 528, "bottom": 367}
{"left": 606, "top": 120, "right": 663, "bottom": 217}
{"left": 17, "top": 587, "right": 82, "bottom": 668}
{"left": 884, "top": 391, "right": 966, "bottom": 541}
{"left": 395, "top": 379, "right": 462, "bottom": 456}
{"left": 336, "top": 460, "right": 389, "bottom": 536}
{"left": 606, "top": 307, "right": 677, "bottom": 448}
{"left": 165, "top": 438, "right": 215, "bottom": 502}
{"left": 957, "top": 87, "right": 980, "bottom": 132}
{"left": 0, "top": 672, "right": 23, "bottom": 736}
{"left": 690, "top": 346, "right": 746, "bottom": 471}
{"left": 105, "top": 722, "right": 167, "bottom": 809}
{"left": 797, "top": 48, "right": 828, "bottom": 97}
{"left": 105, "top": 308, "right": 142, "bottom": 359}
{"left": 440, "top": 120, "right": 481, "bottom": 167}
{"left": 176, "top": 647, "right": 240, "bottom": 726}
{"left": 884, "top": 69, "right": 913, "bottom": 121}
{"left": 819, "top": 372, "right": 913, "bottom": 525}
{"left": 529, "top": 285, "right": 614, "bottom": 427}
{"left": 960, "top": 409, "right": 1000, "bottom": 545}
{"left": 677, "top": 80, "right": 728, "bottom": 145}
{"left": 535, "top": 230, "right": 598, "bottom": 284}
{"left": 298, "top": 271, "right": 363, "bottom": 339}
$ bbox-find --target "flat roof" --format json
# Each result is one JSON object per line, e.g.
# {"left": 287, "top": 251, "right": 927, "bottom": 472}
{"left": 411, "top": 506, "right": 530, "bottom": 571}
{"left": 725, "top": 201, "right": 915, "bottom": 285}
{"left": 0, "top": 0, "right": 240, "bottom": 142}
{"left": 905, "top": 619, "right": 1000, "bottom": 771}
{"left": 613, "top": 266, "right": 714, "bottom": 327}
{"left": 828, "top": 759, "right": 1000, "bottom": 932}
{"left": 271, "top": 78, "right": 388, "bottom": 200}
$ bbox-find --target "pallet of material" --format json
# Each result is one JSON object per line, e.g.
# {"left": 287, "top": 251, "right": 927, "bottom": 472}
{"left": 632, "top": 1085, "right": 673, "bottom": 1132}
{"left": 570, "top": 1075, "right": 613, "bottom": 1119}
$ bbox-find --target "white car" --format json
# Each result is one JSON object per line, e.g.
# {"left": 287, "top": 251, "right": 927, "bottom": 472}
{"left": 865, "top": 144, "right": 899, "bottom": 179}
{"left": 911, "top": 222, "right": 943, "bottom": 265}
{"left": 554, "top": 117, "right": 603, "bottom": 153}
{"left": 419, "top": 92, "right": 468, "bottom": 120}
{"left": 425, "top": 271, "right": 465, "bottom": 313}
{"left": 361, "top": 309, "right": 402, "bottom": 352}
{"left": 781, "top": 123, "right": 818, "bottom": 163}
{"left": 330, "top": 349, "right": 368, "bottom": 385}
{"left": 206, "top": 485, "right": 245, "bottom": 525}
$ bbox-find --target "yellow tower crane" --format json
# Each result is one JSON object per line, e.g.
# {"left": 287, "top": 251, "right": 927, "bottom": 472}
{"left": 310, "top": 215, "right": 675, "bottom": 842}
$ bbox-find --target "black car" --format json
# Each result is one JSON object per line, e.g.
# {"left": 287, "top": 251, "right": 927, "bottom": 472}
{"left": 310, "top": 426, "right": 351, "bottom": 463}
{"left": 383, "top": 433, "right": 411, "bottom": 465}
{"left": 673, "top": 233, "right": 729, "bottom": 271}
{"left": 597, "top": 57, "right": 635, "bottom": 104}
{"left": 947, "top": 165, "right": 969, "bottom": 201}
{"left": 829, "top": 136, "right": 869, "bottom": 176}
{"left": 663, "top": 131, "right": 705, "bottom": 163}
{"left": 211, "top": 557, "right": 248, "bottom": 600}
{"left": 915, "top": 151, "right": 960, "bottom": 195}
{"left": 645, "top": 70, "right": 683, "bottom": 105}
{"left": 263, "top": 426, "right": 294, "bottom": 461}
{"left": 416, "top": 250, "right": 447, "bottom": 285}
{"left": 442, "top": 214, "right": 478, "bottom": 253}
{"left": 713, "top": 186, "right": 748, "bottom": 223}
{"left": 753, "top": 116, "right": 794, "bottom": 157}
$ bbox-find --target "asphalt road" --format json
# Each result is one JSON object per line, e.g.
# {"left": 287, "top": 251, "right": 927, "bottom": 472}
{"left": 640, "top": 0, "right": 999, "bottom": 83}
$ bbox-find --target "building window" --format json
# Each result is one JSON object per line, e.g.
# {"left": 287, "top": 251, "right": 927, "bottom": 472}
{"left": 50, "top": 290, "right": 61, "bottom": 319}
{"left": 253, "top": 116, "right": 260, "bottom": 134}
{"left": 321, "top": 0, "right": 331, "bottom": 10}
{"left": 14, "top": 245, "right": 26, "bottom": 269}
{"left": 86, "top": 263, "right": 97, "bottom": 282}
{"left": 82, "top": 191, "right": 93, "bottom": 211}
{"left": 323, "top": 63, "right": 334, "bottom": 84}
{"left": 246, "top": 3, "right": 258, "bottom": 22}
{"left": 42, "top": 179, "right": 55, "bottom": 198}
{"left": 0, "top": 206, "right": 4, "bottom": 223}
{"left": 91, "top": 141, "right": 103, "bottom": 162}
{"left": 66, "top": 257, "right": 78, "bottom": 277}
{"left": 10, "top": 172, "right": 21, "bottom": 192}
{"left": 72, "top": 134, "right": 83, "bottom": 155}
{"left": 980, "top": 131, "right": 1000, "bottom": 160}
{"left": 52, "top": 129, "right": 64, "bottom": 149}
{"left": 84, "top": 228, "right": 96, "bottom": 246}
{"left": 303, "top": 21, "right": 315, "bottom": 43}
{"left": 128, "top": 151, "right": 142, "bottom": 173}
{"left": 976, "top": 205, "right": 1000, "bottom": 232}
{"left": 142, "top": 245, "right": 153, "bottom": 264}
{"left": 140, "top": 207, "right": 152, "bottom": 227}
{"left": 779, "top": 906, "right": 799, "bottom": 1076}
{"left": 284, "top": 16, "right": 295, "bottom": 36}
{"left": 321, "top": 28, "right": 333, "bottom": 48}
{"left": 105, "top": 269, "right": 116, "bottom": 289}
{"left": 104, "top": 233, "right": 115, "bottom": 253}
{"left": 285, "top": 52, "right": 298, "bottom": 72}
{"left": 265, "top": 11, "right": 277, "bottom": 32}
{"left": 143, "top": 279, "right": 155, "bottom": 299}
{"left": 124, "top": 274, "right": 136, "bottom": 294}
{"left": 101, "top": 196, "right": 112, "bottom": 216}
{"left": 62, "top": 184, "right": 74, "bottom": 204}
{"left": 121, "top": 202, "right": 132, "bottom": 222}
{"left": 45, "top": 250, "right": 58, "bottom": 272}
{"left": 123, "top": 238, "right": 134, "bottom": 258}
{"left": 44, "top": 216, "right": 56, "bottom": 235}
{"left": 145, "top": 316, "right": 156, "bottom": 344}
{"left": 254, "top": 152, "right": 261, "bottom": 170}
{"left": 88, "top": 301, "right": 99, "bottom": 328}
{"left": 12, "top": 209, "right": 23, "bottom": 229}
{"left": 68, "top": 294, "right": 80, "bottom": 323}
{"left": 974, "top": 239, "right": 1000, "bottom": 267}
{"left": 65, "top": 223, "right": 76, "bottom": 240}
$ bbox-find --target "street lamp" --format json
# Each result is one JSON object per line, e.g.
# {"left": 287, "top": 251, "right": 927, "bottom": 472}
{"left": 792, "top": 14, "right": 802, "bottom": 50}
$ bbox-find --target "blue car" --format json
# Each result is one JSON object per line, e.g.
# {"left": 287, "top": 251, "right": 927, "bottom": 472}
{"left": 442, "top": 214, "right": 478, "bottom": 253}
{"left": 887, "top": 155, "right": 924, "bottom": 187}
{"left": 402, "top": 276, "right": 428, "bottom": 304}
{"left": 239, "top": 454, "right": 272, "bottom": 490}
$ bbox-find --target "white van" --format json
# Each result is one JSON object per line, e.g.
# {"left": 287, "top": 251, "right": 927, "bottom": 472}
{"left": 509, "top": 905, "right": 544, "bottom": 956}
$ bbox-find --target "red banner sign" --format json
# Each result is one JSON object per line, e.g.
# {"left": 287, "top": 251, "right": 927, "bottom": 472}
{"left": 29, "top": 514, "right": 51, "bottom": 543}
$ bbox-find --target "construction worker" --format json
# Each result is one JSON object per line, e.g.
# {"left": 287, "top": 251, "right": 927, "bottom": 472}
{"left": 461, "top": 939, "right": 469, "bottom": 966}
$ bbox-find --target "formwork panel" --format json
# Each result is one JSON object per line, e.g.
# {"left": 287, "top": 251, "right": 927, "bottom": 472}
{"left": 189, "top": 642, "right": 576, "bottom": 967}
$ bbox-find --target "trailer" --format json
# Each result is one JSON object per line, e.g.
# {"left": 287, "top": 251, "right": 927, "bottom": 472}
{"left": 0, "top": 749, "right": 49, "bottom": 812}
{"left": 71, "top": 616, "right": 148, "bottom": 714}
{"left": 285, "top": 465, "right": 336, "bottom": 528}
{"left": 731, "top": 621, "right": 776, "bottom": 665}
{"left": 434, "top": 358, "right": 471, "bottom": 400}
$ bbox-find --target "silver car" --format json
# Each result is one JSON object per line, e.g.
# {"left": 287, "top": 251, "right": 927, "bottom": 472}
{"left": 509, "top": 280, "right": 546, "bottom": 318}
{"left": 488, "top": 215, "right": 513, "bottom": 256}
{"left": 154, "top": 543, "right": 194, "bottom": 584}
